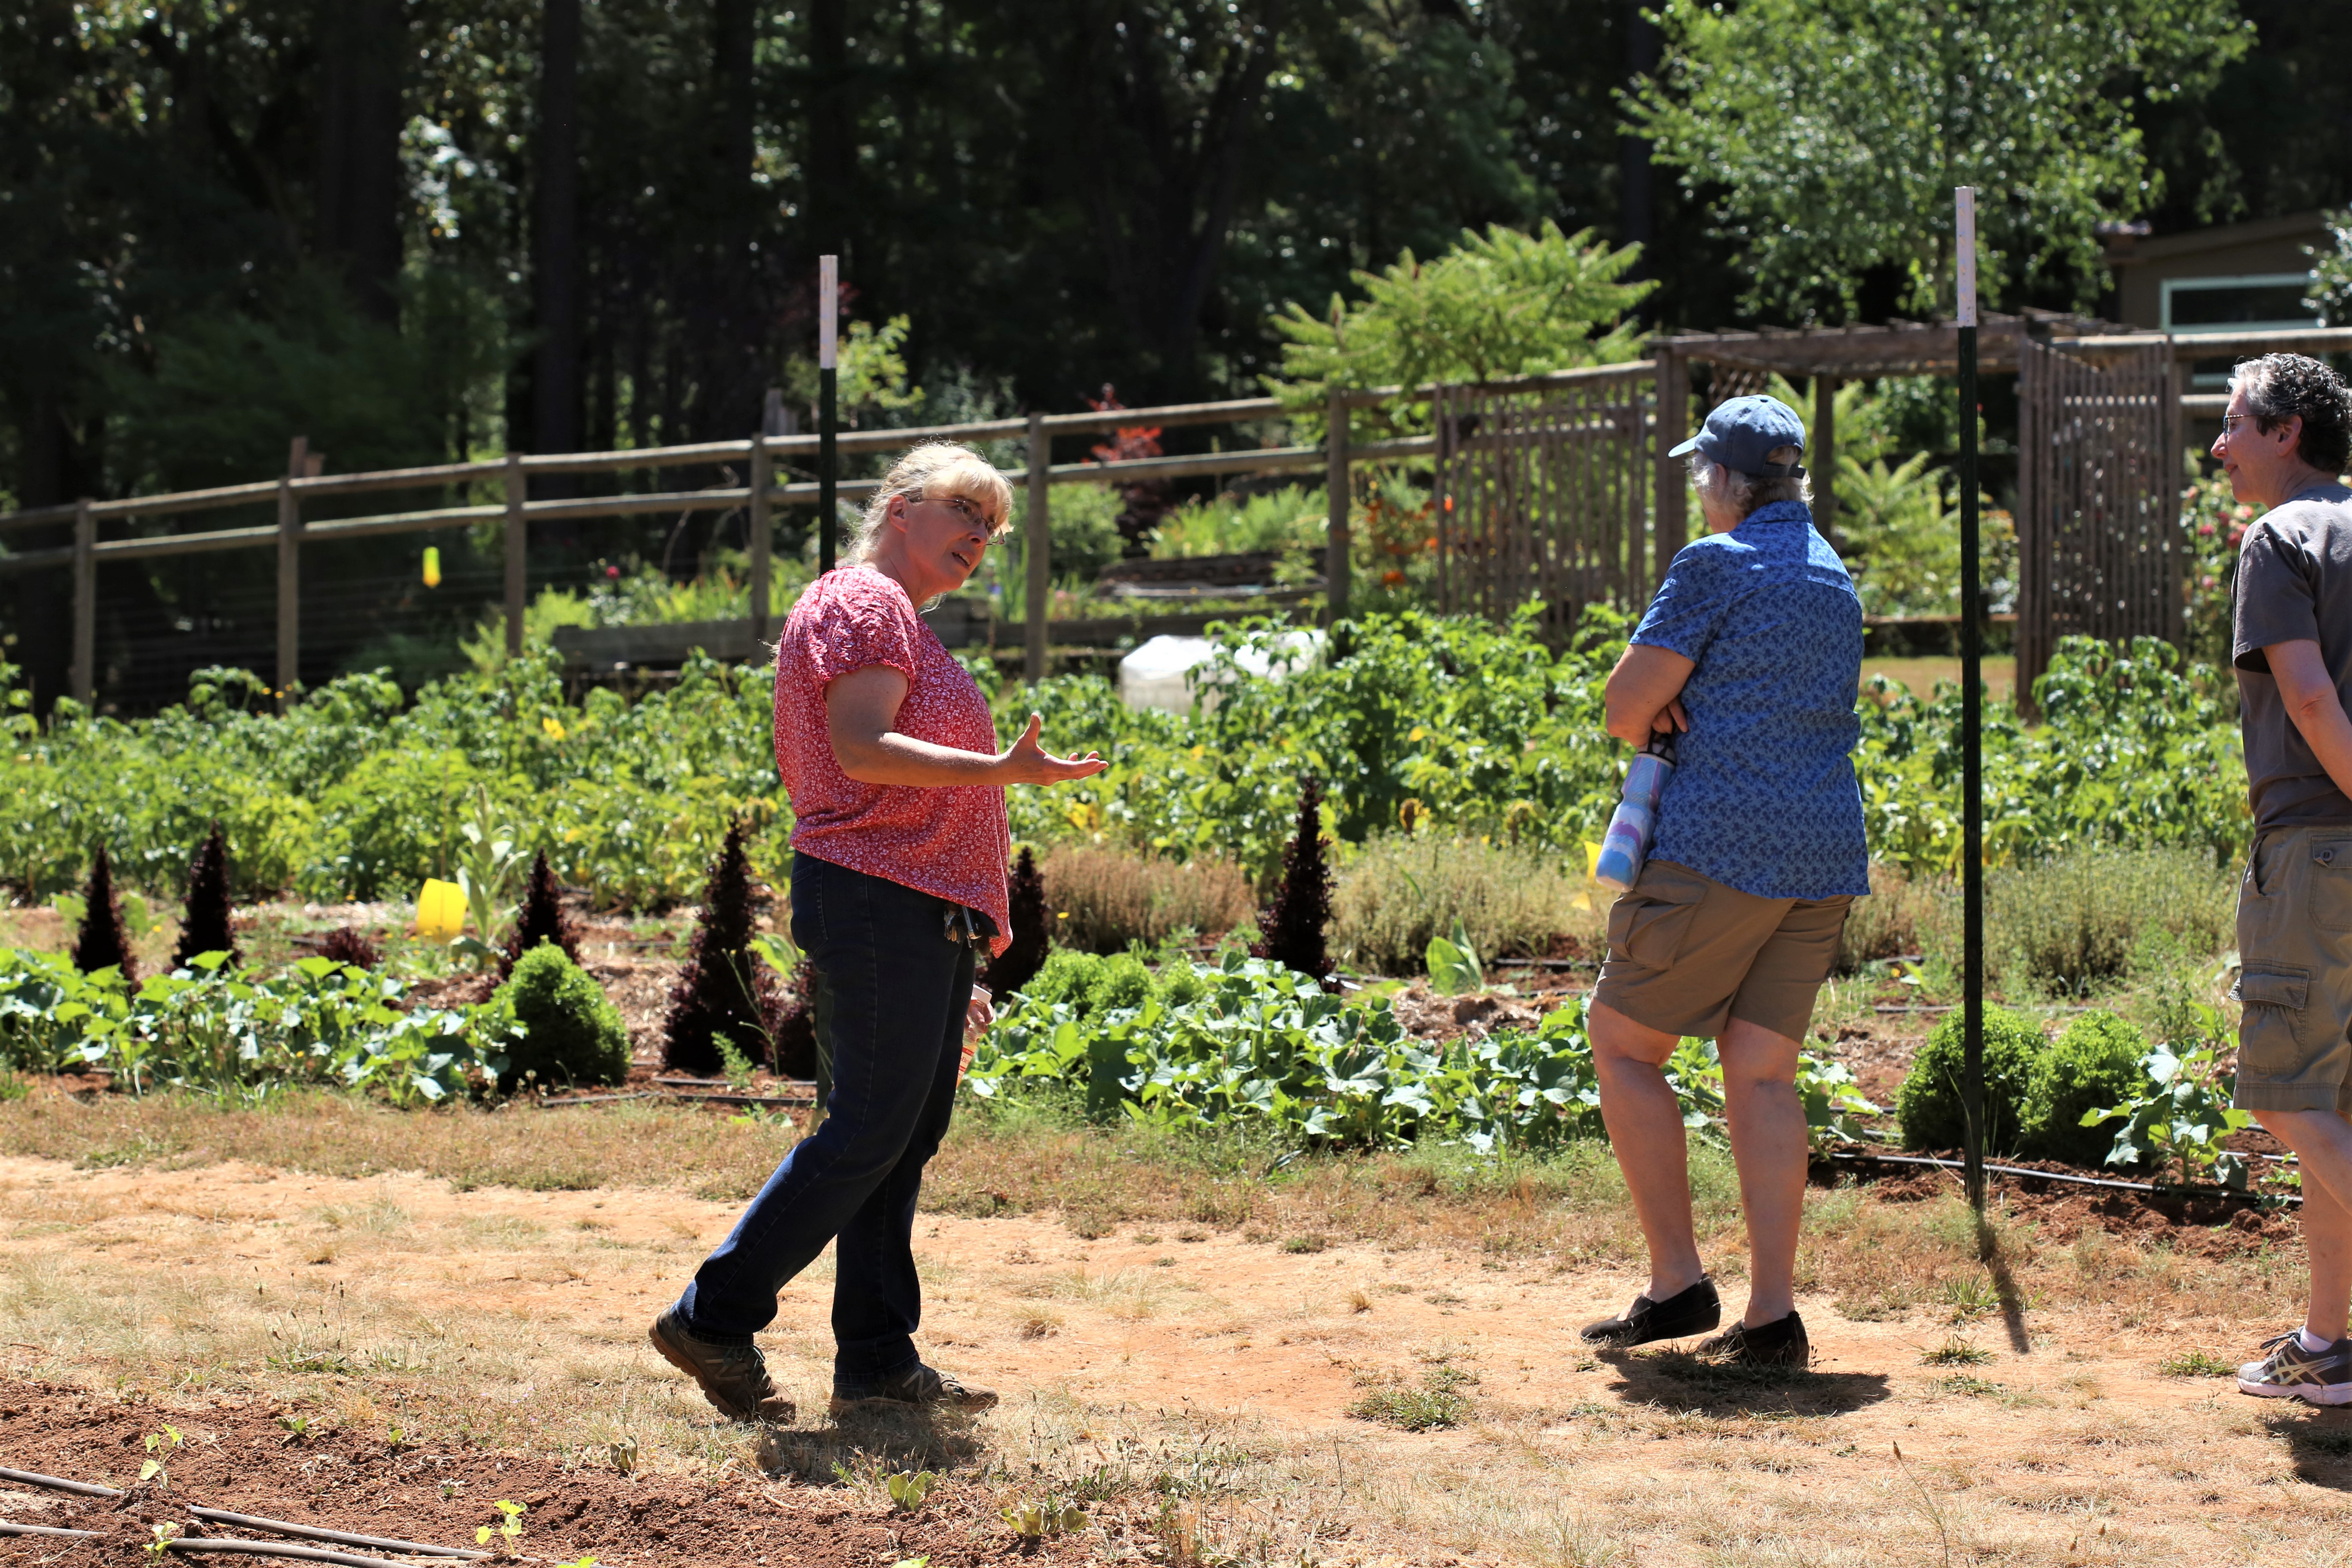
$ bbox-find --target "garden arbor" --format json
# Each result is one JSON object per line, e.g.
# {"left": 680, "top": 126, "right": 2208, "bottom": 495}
{"left": 1436, "top": 317, "right": 2352, "bottom": 697}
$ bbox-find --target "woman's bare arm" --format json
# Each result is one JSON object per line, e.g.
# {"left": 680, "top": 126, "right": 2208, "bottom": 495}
{"left": 825, "top": 665, "right": 1107, "bottom": 787}
{"left": 1604, "top": 643, "right": 1696, "bottom": 747}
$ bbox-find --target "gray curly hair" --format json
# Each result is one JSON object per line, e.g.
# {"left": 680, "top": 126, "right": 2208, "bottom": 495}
{"left": 1690, "top": 444, "right": 1810, "bottom": 520}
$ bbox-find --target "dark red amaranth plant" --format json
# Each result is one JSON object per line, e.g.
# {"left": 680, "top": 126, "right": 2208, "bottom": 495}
{"left": 72, "top": 844, "right": 138, "bottom": 985}
{"left": 661, "top": 820, "right": 787, "bottom": 1075}
{"left": 1251, "top": 777, "right": 1335, "bottom": 989}
{"left": 502, "top": 850, "right": 583, "bottom": 978}
{"left": 770, "top": 959, "right": 819, "bottom": 1081}
{"left": 319, "top": 926, "right": 383, "bottom": 971}
{"left": 172, "top": 823, "right": 239, "bottom": 971}
{"left": 980, "top": 847, "right": 1049, "bottom": 998}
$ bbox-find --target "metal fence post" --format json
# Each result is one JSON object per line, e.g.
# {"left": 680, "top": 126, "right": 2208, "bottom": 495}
{"left": 504, "top": 451, "right": 528, "bottom": 658}
{"left": 1325, "top": 388, "right": 1350, "bottom": 621}
{"left": 276, "top": 440, "right": 302, "bottom": 704}
{"left": 1025, "top": 411, "right": 1049, "bottom": 683}
{"left": 70, "top": 499, "right": 95, "bottom": 706}
{"left": 750, "top": 391, "right": 780, "bottom": 647}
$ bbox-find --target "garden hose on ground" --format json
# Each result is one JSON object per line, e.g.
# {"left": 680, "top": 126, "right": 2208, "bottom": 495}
{"left": 0, "top": 1467, "right": 489, "bottom": 1562}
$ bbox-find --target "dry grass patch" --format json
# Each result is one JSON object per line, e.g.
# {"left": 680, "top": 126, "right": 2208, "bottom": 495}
{"left": 1038, "top": 845, "right": 1254, "bottom": 952}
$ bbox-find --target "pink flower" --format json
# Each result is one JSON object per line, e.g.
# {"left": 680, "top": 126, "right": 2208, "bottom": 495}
{"left": 2197, "top": 521, "right": 2214, "bottom": 536}
{"left": 606, "top": 565, "right": 621, "bottom": 579}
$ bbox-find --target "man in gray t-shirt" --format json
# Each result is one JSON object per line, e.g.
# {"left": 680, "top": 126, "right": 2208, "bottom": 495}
{"left": 2222, "top": 352, "right": 2352, "bottom": 1407}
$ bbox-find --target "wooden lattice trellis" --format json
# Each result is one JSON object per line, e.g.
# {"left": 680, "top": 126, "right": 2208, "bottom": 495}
{"left": 2014, "top": 337, "right": 2181, "bottom": 700}
{"left": 1430, "top": 366, "right": 1657, "bottom": 640}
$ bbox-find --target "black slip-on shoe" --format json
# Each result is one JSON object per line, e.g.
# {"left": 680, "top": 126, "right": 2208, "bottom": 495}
{"left": 1697, "top": 1310, "right": 1811, "bottom": 1369}
{"left": 830, "top": 1362, "right": 999, "bottom": 1417}
{"left": 1580, "top": 1276, "right": 1721, "bottom": 1347}
{"left": 649, "top": 1308, "right": 796, "bottom": 1423}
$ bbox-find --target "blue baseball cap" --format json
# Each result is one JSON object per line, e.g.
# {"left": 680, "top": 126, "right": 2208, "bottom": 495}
{"left": 1666, "top": 394, "right": 1807, "bottom": 476}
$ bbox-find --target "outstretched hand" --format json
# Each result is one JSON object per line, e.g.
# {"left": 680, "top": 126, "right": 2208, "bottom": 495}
{"left": 996, "top": 713, "right": 1109, "bottom": 786}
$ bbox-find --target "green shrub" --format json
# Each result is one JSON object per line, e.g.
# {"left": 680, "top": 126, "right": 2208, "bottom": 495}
{"left": 1897, "top": 1005, "right": 2046, "bottom": 1155}
{"left": 2020, "top": 1010, "right": 2150, "bottom": 1166}
{"left": 1019, "top": 949, "right": 1151, "bottom": 1017}
{"left": 1332, "top": 835, "right": 1596, "bottom": 976}
{"left": 1919, "top": 847, "right": 2234, "bottom": 994}
{"left": 493, "top": 942, "right": 631, "bottom": 1090}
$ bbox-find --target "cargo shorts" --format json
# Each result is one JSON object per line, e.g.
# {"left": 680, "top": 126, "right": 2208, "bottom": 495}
{"left": 2232, "top": 826, "right": 2352, "bottom": 1117}
{"left": 1593, "top": 858, "right": 1852, "bottom": 1042}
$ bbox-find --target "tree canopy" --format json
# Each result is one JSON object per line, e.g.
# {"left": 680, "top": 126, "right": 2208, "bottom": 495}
{"left": 1629, "top": 0, "right": 2254, "bottom": 318}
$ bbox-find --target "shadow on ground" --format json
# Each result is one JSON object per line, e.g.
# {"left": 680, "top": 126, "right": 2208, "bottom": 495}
{"left": 2264, "top": 1409, "right": 2352, "bottom": 1489}
{"left": 1601, "top": 1348, "right": 1894, "bottom": 1415}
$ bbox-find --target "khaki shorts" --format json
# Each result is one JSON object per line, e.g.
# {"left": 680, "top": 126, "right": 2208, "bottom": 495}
{"left": 1593, "top": 858, "right": 1852, "bottom": 1042}
{"left": 2233, "top": 826, "right": 2352, "bottom": 1116}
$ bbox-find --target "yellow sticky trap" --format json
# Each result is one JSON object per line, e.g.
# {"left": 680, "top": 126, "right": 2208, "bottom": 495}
{"left": 415, "top": 879, "right": 466, "bottom": 943}
{"left": 1584, "top": 841, "right": 1605, "bottom": 880}
{"left": 422, "top": 546, "right": 441, "bottom": 588}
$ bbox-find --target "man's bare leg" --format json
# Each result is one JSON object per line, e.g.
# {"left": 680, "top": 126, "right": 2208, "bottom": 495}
{"left": 2253, "top": 1108, "right": 2352, "bottom": 1342}
{"left": 1590, "top": 1001, "right": 1704, "bottom": 1302}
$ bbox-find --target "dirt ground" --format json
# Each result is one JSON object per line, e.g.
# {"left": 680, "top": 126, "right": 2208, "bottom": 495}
{"left": 0, "top": 1153, "right": 2347, "bottom": 1567}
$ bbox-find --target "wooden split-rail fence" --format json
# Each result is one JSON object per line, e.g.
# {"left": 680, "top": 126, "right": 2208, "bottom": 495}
{"left": 6, "top": 322, "right": 2347, "bottom": 710}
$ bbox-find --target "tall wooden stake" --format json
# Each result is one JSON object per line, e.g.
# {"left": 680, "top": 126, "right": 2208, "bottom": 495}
{"left": 818, "top": 254, "right": 839, "bottom": 575}
{"left": 1956, "top": 186, "right": 1986, "bottom": 1217}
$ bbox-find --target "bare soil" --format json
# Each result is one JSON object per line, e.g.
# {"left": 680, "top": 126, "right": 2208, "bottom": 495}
{"left": 0, "top": 1153, "right": 2347, "bottom": 1565}
{"left": 0, "top": 1393, "right": 1087, "bottom": 1568}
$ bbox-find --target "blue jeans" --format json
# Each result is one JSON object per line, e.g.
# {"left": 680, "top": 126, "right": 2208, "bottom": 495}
{"left": 673, "top": 853, "right": 973, "bottom": 1384}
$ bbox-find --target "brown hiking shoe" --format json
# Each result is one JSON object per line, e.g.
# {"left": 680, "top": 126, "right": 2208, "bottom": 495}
{"left": 649, "top": 1308, "right": 796, "bottom": 1423}
{"left": 829, "top": 1362, "right": 998, "bottom": 1417}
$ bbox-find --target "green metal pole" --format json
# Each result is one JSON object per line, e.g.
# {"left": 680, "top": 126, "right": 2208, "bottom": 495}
{"left": 1955, "top": 187, "right": 1985, "bottom": 1216}
{"left": 819, "top": 253, "right": 838, "bottom": 575}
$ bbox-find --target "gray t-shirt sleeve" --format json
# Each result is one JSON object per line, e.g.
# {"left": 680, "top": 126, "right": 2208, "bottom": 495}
{"left": 2235, "top": 517, "right": 2320, "bottom": 674}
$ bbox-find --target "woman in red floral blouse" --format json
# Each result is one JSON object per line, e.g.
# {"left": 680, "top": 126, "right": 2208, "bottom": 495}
{"left": 652, "top": 444, "right": 1106, "bottom": 1424}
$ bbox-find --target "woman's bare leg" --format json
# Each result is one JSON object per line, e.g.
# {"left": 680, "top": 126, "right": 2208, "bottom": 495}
{"left": 1717, "top": 1017, "right": 1808, "bottom": 1328}
{"left": 1590, "top": 1000, "right": 1706, "bottom": 1301}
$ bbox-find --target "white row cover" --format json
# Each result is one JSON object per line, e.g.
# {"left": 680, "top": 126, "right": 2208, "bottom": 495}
{"left": 1116, "top": 631, "right": 1325, "bottom": 714}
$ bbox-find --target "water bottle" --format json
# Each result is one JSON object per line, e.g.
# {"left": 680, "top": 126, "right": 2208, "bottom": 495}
{"left": 1594, "top": 742, "right": 1674, "bottom": 892}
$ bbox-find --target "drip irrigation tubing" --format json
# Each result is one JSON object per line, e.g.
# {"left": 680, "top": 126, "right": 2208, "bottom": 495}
{"left": 1822, "top": 1150, "right": 2301, "bottom": 1207}
{"left": 0, "top": 1523, "right": 446, "bottom": 1567}
{"left": 0, "top": 1468, "right": 488, "bottom": 1560}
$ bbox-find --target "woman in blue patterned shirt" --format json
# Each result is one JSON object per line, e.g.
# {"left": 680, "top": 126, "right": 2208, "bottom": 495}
{"left": 1576, "top": 394, "right": 1870, "bottom": 1369}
